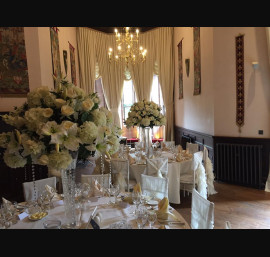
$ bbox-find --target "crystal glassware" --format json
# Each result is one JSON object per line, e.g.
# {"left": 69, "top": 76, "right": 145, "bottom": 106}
{"left": 147, "top": 210, "right": 157, "bottom": 229}
{"left": 135, "top": 206, "right": 148, "bottom": 229}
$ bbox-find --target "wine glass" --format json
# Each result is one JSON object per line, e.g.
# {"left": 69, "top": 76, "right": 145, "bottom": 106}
{"left": 112, "top": 184, "right": 120, "bottom": 205}
{"left": 135, "top": 206, "right": 148, "bottom": 229}
{"left": 147, "top": 210, "right": 157, "bottom": 229}
{"left": 81, "top": 183, "right": 91, "bottom": 203}
{"left": 131, "top": 191, "right": 141, "bottom": 215}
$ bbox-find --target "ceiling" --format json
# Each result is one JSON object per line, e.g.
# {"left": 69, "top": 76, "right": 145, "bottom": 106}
{"left": 88, "top": 27, "right": 157, "bottom": 33}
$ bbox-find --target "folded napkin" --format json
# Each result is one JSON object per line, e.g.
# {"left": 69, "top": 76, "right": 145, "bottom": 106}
{"left": 93, "top": 212, "right": 102, "bottom": 226}
{"left": 177, "top": 145, "right": 183, "bottom": 153}
{"left": 91, "top": 179, "right": 109, "bottom": 197}
{"left": 156, "top": 197, "right": 170, "bottom": 220}
{"left": 2, "top": 197, "right": 11, "bottom": 206}
{"left": 128, "top": 154, "right": 136, "bottom": 165}
{"left": 133, "top": 183, "right": 142, "bottom": 194}
{"left": 45, "top": 184, "right": 56, "bottom": 199}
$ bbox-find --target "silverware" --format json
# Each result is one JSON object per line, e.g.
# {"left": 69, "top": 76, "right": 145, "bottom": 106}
{"left": 85, "top": 206, "right": 97, "bottom": 229}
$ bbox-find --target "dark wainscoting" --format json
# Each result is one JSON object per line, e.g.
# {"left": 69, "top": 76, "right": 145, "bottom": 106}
{"left": 0, "top": 112, "right": 48, "bottom": 203}
{"left": 174, "top": 126, "right": 270, "bottom": 190}
{"left": 174, "top": 126, "right": 214, "bottom": 163}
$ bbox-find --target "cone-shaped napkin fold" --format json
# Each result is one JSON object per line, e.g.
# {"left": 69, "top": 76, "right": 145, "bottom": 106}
{"left": 133, "top": 183, "right": 142, "bottom": 194}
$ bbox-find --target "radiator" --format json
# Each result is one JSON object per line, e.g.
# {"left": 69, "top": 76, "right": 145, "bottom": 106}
{"left": 216, "top": 143, "right": 263, "bottom": 189}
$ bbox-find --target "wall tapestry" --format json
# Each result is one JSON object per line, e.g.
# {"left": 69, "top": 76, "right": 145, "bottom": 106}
{"left": 235, "top": 34, "right": 245, "bottom": 133}
{"left": 63, "top": 50, "right": 68, "bottom": 75}
{"left": 0, "top": 27, "right": 29, "bottom": 97}
{"left": 193, "top": 27, "right": 201, "bottom": 95}
{"left": 50, "top": 27, "right": 61, "bottom": 88}
{"left": 69, "top": 42, "right": 77, "bottom": 86}
{"left": 178, "top": 39, "right": 183, "bottom": 99}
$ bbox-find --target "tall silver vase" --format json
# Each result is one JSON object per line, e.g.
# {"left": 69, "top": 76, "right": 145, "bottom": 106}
{"left": 61, "top": 151, "right": 78, "bottom": 229}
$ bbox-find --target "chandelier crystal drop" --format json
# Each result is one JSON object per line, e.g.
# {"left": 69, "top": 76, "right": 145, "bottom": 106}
{"left": 108, "top": 27, "right": 147, "bottom": 65}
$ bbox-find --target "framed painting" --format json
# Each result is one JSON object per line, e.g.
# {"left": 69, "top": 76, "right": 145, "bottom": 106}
{"left": 69, "top": 42, "right": 77, "bottom": 86}
{"left": 50, "top": 27, "right": 61, "bottom": 88}
{"left": 0, "top": 27, "right": 29, "bottom": 97}
{"left": 193, "top": 27, "right": 201, "bottom": 95}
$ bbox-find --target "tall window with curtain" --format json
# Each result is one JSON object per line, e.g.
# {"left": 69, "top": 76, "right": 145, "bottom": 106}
{"left": 150, "top": 74, "right": 165, "bottom": 140}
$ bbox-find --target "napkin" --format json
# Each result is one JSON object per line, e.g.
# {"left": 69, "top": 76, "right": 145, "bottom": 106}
{"left": 91, "top": 179, "right": 108, "bottom": 197}
{"left": 133, "top": 183, "right": 142, "bottom": 194}
{"left": 93, "top": 212, "right": 102, "bottom": 226}
{"left": 177, "top": 145, "right": 183, "bottom": 152}
{"left": 2, "top": 197, "right": 11, "bottom": 206}
{"left": 156, "top": 197, "right": 170, "bottom": 220}
{"left": 45, "top": 184, "right": 56, "bottom": 199}
{"left": 128, "top": 154, "right": 136, "bottom": 165}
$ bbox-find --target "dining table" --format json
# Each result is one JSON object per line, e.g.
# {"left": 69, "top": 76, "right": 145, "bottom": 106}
{"left": 108, "top": 150, "right": 197, "bottom": 204}
{"left": 8, "top": 194, "right": 190, "bottom": 229}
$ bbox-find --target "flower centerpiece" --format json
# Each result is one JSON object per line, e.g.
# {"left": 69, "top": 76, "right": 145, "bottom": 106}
{"left": 0, "top": 76, "right": 121, "bottom": 171}
{"left": 0, "top": 76, "right": 121, "bottom": 228}
{"left": 125, "top": 100, "right": 166, "bottom": 156}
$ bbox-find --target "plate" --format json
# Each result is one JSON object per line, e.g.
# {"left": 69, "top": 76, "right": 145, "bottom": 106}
{"left": 146, "top": 200, "right": 159, "bottom": 206}
{"left": 28, "top": 212, "right": 48, "bottom": 221}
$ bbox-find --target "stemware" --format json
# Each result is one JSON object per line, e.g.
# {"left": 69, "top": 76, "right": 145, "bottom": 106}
{"left": 131, "top": 191, "right": 141, "bottom": 215}
{"left": 147, "top": 210, "right": 157, "bottom": 229}
{"left": 135, "top": 206, "right": 148, "bottom": 229}
{"left": 81, "top": 183, "right": 91, "bottom": 203}
{"left": 112, "top": 184, "right": 120, "bottom": 205}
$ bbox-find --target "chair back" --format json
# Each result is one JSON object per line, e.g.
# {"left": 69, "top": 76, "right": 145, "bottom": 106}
{"left": 186, "top": 142, "right": 199, "bottom": 154}
{"left": 110, "top": 159, "right": 130, "bottom": 191}
{"left": 161, "top": 141, "right": 175, "bottom": 151}
{"left": 146, "top": 157, "right": 168, "bottom": 178}
{"left": 141, "top": 174, "right": 168, "bottom": 200}
{"left": 23, "top": 177, "right": 57, "bottom": 202}
{"left": 81, "top": 174, "right": 111, "bottom": 189}
{"left": 191, "top": 188, "right": 214, "bottom": 229}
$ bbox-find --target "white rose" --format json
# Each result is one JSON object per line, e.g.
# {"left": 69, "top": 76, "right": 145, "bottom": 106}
{"left": 61, "top": 105, "right": 75, "bottom": 116}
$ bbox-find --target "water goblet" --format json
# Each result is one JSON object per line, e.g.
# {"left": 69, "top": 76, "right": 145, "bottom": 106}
{"left": 112, "top": 184, "right": 120, "bottom": 205}
{"left": 147, "top": 210, "right": 157, "bottom": 229}
{"left": 131, "top": 191, "right": 141, "bottom": 215}
{"left": 136, "top": 206, "right": 148, "bottom": 229}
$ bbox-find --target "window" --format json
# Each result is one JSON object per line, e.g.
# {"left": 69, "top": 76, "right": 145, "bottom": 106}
{"left": 94, "top": 77, "right": 107, "bottom": 108}
{"left": 121, "top": 80, "right": 137, "bottom": 125}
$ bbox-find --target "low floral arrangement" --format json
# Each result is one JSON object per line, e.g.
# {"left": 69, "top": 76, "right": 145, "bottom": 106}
{"left": 125, "top": 100, "right": 166, "bottom": 129}
{"left": 0, "top": 77, "right": 121, "bottom": 171}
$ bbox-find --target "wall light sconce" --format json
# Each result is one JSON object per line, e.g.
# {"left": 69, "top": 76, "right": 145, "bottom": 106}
{"left": 252, "top": 61, "right": 259, "bottom": 70}
{"left": 185, "top": 58, "right": 190, "bottom": 77}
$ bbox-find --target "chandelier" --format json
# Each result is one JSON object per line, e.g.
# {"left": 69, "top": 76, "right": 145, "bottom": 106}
{"left": 108, "top": 27, "right": 147, "bottom": 65}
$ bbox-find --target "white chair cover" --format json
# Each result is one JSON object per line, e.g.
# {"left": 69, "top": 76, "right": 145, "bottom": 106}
{"left": 141, "top": 174, "right": 168, "bottom": 200}
{"left": 186, "top": 142, "right": 199, "bottom": 154}
{"left": 146, "top": 157, "right": 168, "bottom": 178}
{"left": 203, "top": 146, "right": 217, "bottom": 196}
{"left": 180, "top": 151, "right": 208, "bottom": 199}
{"left": 23, "top": 177, "right": 57, "bottom": 201}
{"left": 110, "top": 159, "right": 136, "bottom": 192}
{"left": 81, "top": 174, "right": 111, "bottom": 189}
{"left": 191, "top": 188, "right": 214, "bottom": 229}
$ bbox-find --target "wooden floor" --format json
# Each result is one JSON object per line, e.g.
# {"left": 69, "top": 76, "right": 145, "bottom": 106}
{"left": 171, "top": 181, "right": 270, "bottom": 229}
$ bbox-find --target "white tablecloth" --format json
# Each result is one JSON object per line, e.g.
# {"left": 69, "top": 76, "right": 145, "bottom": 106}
{"left": 130, "top": 158, "right": 193, "bottom": 204}
{"left": 9, "top": 196, "right": 190, "bottom": 229}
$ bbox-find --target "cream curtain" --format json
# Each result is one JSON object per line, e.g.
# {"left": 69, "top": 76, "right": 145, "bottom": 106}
{"left": 128, "top": 32, "right": 156, "bottom": 101}
{"left": 154, "top": 27, "right": 175, "bottom": 141}
{"left": 76, "top": 27, "right": 175, "bottom": 138}
{"left": 76, "top": 27, "right": 97, "bottom": 93}
{"left": 95, "top": 33, "right": 126, "bottom": 128}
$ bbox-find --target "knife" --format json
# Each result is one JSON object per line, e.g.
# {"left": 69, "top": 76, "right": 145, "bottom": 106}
{"left": 85, "top": 206, "right": 98, "bottom": 229}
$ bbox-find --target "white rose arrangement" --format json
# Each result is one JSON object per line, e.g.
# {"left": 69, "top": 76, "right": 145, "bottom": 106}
{"left": 0, "top": 77, "right": 121, "bottom": 170}
{"left": 125, "top": 100, "right": 166, "bottom": 129}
